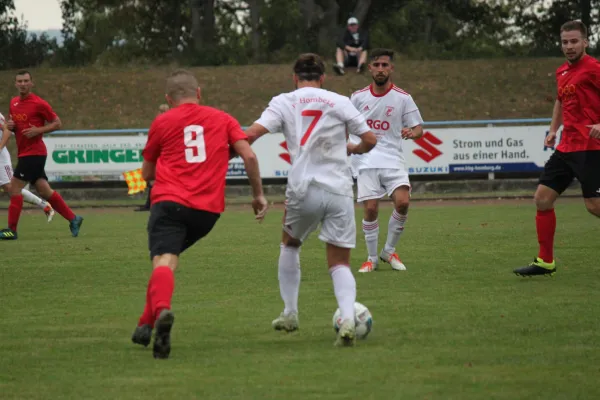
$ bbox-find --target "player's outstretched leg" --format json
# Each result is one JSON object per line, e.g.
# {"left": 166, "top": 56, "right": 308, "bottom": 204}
{"left": 514, "top": 186, "right": 557, "bottom": 277}
{"left": 272, "top": 242, "right": 301, "bottom": 332}
{"left": 45, "top": 190, "right": 83, "bottom": 237}
{"left": 21, "top": 187, "right": 54, "bottom": 222}
{"left": 330, "top": 264, "right": 356, "bottom": 347}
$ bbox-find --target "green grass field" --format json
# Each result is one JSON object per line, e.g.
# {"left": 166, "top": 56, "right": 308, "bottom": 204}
{"left": 2, "top": 199, "right": 599, "bottom": 400}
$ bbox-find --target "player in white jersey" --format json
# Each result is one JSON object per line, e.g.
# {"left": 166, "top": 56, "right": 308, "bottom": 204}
{"left": 349, "top": 49, "right": 424, "bottom": 273}
{"left": 244, "top": 53, "right": 377, "bottom": 346}
{"left": 0, "top": 113, "right": 54, "bottom": 221}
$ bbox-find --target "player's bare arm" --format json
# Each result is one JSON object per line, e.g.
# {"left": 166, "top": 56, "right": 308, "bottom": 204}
{"left": 347, "top": 130, "right": 377, "bottom": 155}
{"left": 0, "top": 124, "right": 10, "bottom": 152}
{"left": 245, "top": 123, "right": 270, "bottom": 145}
{"left": 141, "top": 160, "right": 156, "bottom": 182}
{"left": 22, "top": 117, "right": 62, "bottom": 139}
{"left": 229, "top": 123, "right": 269, "bottom": 160}
{"left": 232, "top": 139, "right": 268, "bottom": 222}
{"left": 401, "top": 124, "right": 423, "bottom": 140}
{"left": 546, "top": 100, "right": 563, "bottom": 147}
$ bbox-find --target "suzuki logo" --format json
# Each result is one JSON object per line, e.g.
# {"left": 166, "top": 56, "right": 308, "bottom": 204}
{"left": 279, "top": 141, "right": 291, "bottom": 164}
{"left": 413, "top": 132, "right": 443, "bottom": 163}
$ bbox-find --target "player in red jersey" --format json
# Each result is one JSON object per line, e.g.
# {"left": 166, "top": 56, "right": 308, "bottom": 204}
{"left": 514, "top": 20, "right": 600, "bottom": 277}
{"left": 0, "top": 70, "right": 83, "bottom": 240}
{"left": 130, "top": 70, "right": 268, "bottom": 359}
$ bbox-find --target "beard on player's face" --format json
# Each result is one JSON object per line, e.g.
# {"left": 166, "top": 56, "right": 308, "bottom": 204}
{"left": 373, "top": 74, "right": 389, "bottom": 86}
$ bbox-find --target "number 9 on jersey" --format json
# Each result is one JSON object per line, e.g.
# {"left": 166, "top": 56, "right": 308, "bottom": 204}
{"left": 184, "top": 125, "right": 207, "bottom": 163}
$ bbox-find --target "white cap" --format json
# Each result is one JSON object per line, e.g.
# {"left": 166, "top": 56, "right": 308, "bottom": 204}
{"left": 347, "top": 17, "right": 359, "bottom": 25}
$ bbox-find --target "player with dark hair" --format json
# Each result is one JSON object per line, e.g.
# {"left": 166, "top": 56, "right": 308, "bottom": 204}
{"left": 245, "top": 53, "right": 377, "bottom": 346}
{"left": 1, "top": 70, "right": 82, "bottom": 240}
{"left": 514, "top": 20, "right": 600, "bottom": 277}
{"left": 131, "top": 70, "right": 267, "bottom": 359}
{"left": 349, "top": 48, "right": 424, "bottom": 273}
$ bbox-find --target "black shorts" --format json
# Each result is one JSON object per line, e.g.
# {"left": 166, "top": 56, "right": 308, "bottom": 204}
{"left": 13, "top": 156, "right": 47, "bottom": 184}
{"left": 539, "top": 150, "right": 600, "bottom": 198}
{"left": 147, "top": 201, "right": 220, "bottom": 259}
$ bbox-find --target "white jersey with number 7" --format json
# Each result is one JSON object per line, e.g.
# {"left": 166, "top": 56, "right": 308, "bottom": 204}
{"left": 255, "top": 87, "right": 370, "bottom": 198}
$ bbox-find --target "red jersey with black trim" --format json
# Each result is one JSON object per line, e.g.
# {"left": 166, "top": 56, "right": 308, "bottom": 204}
{"left": 9, "top": 93, "right": 58, "bottom": 157}
{"left": 556, "top": 54, "right": 600, "bottom": 152}
{"left": 143, "top": 103, "right": 247, "bottom": 213}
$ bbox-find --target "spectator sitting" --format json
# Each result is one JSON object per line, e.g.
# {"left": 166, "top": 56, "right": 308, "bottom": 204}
{"left": 333, "top": 17, "right": 369, "bottom": 76}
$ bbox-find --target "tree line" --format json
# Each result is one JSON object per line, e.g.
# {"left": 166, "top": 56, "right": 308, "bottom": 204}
{"left": 1, "top": 0, "right": 598, "bottom": 70}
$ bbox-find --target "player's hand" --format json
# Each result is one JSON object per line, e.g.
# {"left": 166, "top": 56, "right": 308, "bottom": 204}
{"left": 401, "top": 127, "right": 417, "bottom": 139}
{"left": 6, "top": 119, "right": 15, "bottom": 131}
{"left": 23, "top": 124, "right": 42, "bottom": 138}
{"left": 544, "top": 131, "right": 557, "bottom": 147}
{"left": 586, "top": 124, "right": 600, "bottom": 139}
{"left": 347, "top": 142, "right": 359, "bottom": 155}
{"left": 252, "top": 195, "right": 268, "bottom": 223}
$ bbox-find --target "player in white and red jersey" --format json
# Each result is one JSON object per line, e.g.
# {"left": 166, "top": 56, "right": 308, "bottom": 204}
{"left": 349, "top": 48, "right": 424, "bottom": 273}
{"left": 0, "top": 112, "right": 54, "bottom": 222}
{"left": 244, "top": 53, "right": 377, "bottom": 346}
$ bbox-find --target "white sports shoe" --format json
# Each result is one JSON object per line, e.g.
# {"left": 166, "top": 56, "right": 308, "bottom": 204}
{"left": 272, "top": 312, "right": 299, "bottom": 332}
{"left": 380, "top": 251, "right": 407, "bottom": 271}
{"left": 334, "top": 318, "right": 356, "bottom": 347}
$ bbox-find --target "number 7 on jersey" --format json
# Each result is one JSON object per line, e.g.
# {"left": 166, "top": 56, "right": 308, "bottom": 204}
{"left": 301, "top": 110, "right": 323, "bottom": 146}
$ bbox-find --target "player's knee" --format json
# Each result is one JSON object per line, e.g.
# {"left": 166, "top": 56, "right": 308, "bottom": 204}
{"left": 395, "top": 199, "right": 409, "bottom": 214}
{"left": 363, "top": 202, "right": 379, "bottom": 220}
{"left": 584, "top": 200, "right": 600, "bottom": 218}
{"left": 282, "top": 236, "right": 302, "bottom": 248}
{"left": 534, "top": 192, "right": 555, "bottom": 211}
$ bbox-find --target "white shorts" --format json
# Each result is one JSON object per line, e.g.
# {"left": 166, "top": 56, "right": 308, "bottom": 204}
{"left": 356, "top": 168, "right": 410, "bottom": 202}
{"left": 0, "top": 163, "right": 13, "bottom": 186}
{"left": 284, "top": 185, "right": 356, "bottom": 248}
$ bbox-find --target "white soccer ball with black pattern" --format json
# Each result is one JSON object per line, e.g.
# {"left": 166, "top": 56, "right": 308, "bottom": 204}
{"left": 332, "top": 302, "right": 373, "bottom": 339}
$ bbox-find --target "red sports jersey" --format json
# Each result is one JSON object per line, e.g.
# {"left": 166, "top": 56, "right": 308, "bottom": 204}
{"left": 9, "top": 93, "right": 58, "bottom": 157}
{"left": 143, "top": 103, "right": 247, "bottom": 213}
{"left": 556, "top": 54, "right": 600, "bottom": 152}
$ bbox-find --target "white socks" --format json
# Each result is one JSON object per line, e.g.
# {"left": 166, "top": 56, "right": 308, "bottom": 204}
{"left": 329, "top": 265, "right": 356, "bottom": 322}
{"left": 383, "top": 210, "right": 407, "bottom": 254}
{"left": 21, "top": 188, "right": 47, "bottom": 209}
{"left": 362, "top": 219, "right": 379, "bottom": 263}
{"left": 278, "top": 244, "right": 301, "bottom": 315}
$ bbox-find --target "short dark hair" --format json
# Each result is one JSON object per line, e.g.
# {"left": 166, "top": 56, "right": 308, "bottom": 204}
{"left": 16, "top": 70, "right": 32, "bottom": 80}
{"left": 370, "top": 48, "right": 394, "bottom": 62}
{"left": 293, "top": 53, "right": 325, "bottom": 82}
{"left": 560, "top": 20, "right": 588, "bottom": 38}
{"left": 166, "top": 69, "right": 198, "bottom": 101}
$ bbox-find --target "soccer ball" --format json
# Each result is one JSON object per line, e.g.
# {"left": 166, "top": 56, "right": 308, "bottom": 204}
{"left": 332, "top": 302, "right": 373, "bottom": 339}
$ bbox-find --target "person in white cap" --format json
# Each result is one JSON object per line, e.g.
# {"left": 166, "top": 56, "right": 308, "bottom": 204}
{"left": 334, "top": 17, "right": 369, "bottom": 75}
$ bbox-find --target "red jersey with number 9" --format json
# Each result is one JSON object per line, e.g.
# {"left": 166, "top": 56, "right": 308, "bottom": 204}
{"left": 556, "top": 54, "right": 600, "bottom": 152}
{"left": 143, "top": 103, "right": 247, "bottom": 213}
{"left": 9, "top": 93, "right": 59, "bottom": 157}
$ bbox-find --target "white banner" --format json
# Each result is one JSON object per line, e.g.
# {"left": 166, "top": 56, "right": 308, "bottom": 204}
{"left": 43, "top": 125, "right": 557, "bottom": 181}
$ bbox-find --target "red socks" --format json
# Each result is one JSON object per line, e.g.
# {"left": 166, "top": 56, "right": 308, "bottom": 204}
{"left": 138, "top": 281, "right": 154, "bottom": 328}
{"left": 48, "top": 191, "right": 76, "bottom": 221}
{"left": 536, "top": 209, "right": 556, "bottom": 263}
{"left": 8, "top": 195, "right": 24, "bottom": 232}
{"left": 148, "top": 266, "right": 175, "bottom": 321}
